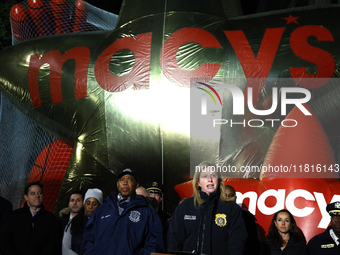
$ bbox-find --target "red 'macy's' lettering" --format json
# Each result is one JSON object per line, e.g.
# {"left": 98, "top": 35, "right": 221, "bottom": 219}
{"left": 28, "top": 47, "right": 90, "bottom": 108}
{"left": 28, "top": 25, "right": 335, "bottom": 108}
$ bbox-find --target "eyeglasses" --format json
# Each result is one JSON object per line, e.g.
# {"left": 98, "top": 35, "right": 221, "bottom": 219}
{"left": 226, "top": 194, "right": 236, "bottom": 198}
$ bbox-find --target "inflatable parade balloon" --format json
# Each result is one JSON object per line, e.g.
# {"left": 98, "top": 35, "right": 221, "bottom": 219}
{"left": 1, "top": 0, "right": 340, "bottom": 229}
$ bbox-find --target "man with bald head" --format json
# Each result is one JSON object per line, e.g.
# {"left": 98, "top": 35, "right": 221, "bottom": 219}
{"left": 136, "top": 186, "right": 149, "bottom": 198}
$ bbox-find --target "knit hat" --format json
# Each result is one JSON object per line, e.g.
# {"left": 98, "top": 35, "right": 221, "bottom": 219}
{"left": 84, "top": 188, "right": 103, "bottom": 205}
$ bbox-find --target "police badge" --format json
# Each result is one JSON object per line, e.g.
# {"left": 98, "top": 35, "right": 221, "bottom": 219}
{"left": 215, "top": 213, "right": 227, "bottom": 227}
{"left": 129, "top": 211, "right": 141, "bottom": 223}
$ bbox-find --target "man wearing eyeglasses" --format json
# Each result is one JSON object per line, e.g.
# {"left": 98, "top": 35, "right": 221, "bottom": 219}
{"left": 83, "top": 168, "right": 164, "bottom": 255}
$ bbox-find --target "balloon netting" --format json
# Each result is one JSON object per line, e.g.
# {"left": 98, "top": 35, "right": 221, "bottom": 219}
{"left": 10, "top": 0, "right": 118, "bottom": 45}
{"left": 2, "top": 0, "right": 115, "bottom": 210}
{"left": 22, "top": 139, "right": 73, "bottom": 212}
{"left": 0, "top": 94, "right": 55, "bottom": 208}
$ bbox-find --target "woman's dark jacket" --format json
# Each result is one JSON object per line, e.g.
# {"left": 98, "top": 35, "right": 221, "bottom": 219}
{"left": 261, "top": 234, "right": 308, "bottom": 255}
{"left": 167, "top": 190, "right": 247, "bottom": 255}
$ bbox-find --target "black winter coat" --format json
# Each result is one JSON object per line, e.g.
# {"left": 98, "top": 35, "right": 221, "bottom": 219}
{"left": 0, "top": 203, "right": 61, "bottom": 255}
{"left": 262, "top": 234, "right": 308, "bottom": 255}
{"left": 167, "top": 190, "right": 247, "bottom": 255}
{"left": 242, "top": 209, "right": 261, "bottom": 255}
{"left": 307, "top": 226, "right": 340, "bottom": 255}
{"left": 61, "top": 213, "right": 88, "bottom": 255}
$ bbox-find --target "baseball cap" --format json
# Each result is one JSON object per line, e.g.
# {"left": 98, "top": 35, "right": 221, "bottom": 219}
{"left": 117, "top": 168, "right": 138, "bottom": 181}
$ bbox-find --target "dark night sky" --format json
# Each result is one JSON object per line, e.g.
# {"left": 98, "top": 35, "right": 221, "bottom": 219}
{"left": 80, "top": 0, "right": 329, "bottom": 18}
{"left": 85, "top": 0, "right": 123, "bottom": 15}
{"left": 85, "top": 0, "right": 261, "bottom": 16}
{"left": 83, "top": 0, "right": 314, "bottom": 16}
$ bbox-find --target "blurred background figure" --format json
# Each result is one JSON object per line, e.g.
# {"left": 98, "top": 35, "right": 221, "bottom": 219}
{"left": 225, "top": 184, "right": 261, "bottom": 255}
{"left": 136, "top": 186, "right": 149, "bottom": 198}
{"left": 0, "top": 196, "right": 12, "bottom": 238}
{"left": 224, "top": 185, "right": 237, "bottom": 203}
{"left": 61, "top": 190, "right": 84, "bottom": 255}
{"left": 84, "top": 188, "right": 103, "bottom": 218}
{"left": 145, "top": 181, "right": 171, "bottom": 250}
{"left": 262, "top": 209, "right": 308, "bottom": 255}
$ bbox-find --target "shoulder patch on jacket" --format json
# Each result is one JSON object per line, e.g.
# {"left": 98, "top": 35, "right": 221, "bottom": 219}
{"left": 129, "top": 211, "right": 141, "bottom": 222}
{"left": 184, "top": 215, "right": 196, "bottom": 220}
{"left": 215, "top": 213, "right": 227, "bottom": 227}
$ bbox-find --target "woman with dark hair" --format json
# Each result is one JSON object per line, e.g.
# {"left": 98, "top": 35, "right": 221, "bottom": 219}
{"left": 262, "top": 209, "right": 308, "bottom": 255}
{"left": 167, "top": 162, "right": 247, "bottom": 255}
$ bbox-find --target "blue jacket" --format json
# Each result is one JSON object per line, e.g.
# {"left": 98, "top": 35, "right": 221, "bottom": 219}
{"left": 83, "top": 192, "right": 163, "bottom": 255}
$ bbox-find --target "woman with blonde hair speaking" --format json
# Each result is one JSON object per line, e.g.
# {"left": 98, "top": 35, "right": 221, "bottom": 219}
{"left": 167, "top": 162, "right": 247, "bottom": 255}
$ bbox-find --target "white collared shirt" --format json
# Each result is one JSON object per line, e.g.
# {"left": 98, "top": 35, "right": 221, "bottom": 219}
{"left": 30, "top": 207, "right": 41, "bottom": 217}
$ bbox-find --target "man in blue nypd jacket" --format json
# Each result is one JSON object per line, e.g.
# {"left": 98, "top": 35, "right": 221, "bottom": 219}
{"left": 308, "top": 201, "right": 340, "bottom": 255}
{"left": 83, "top": 168, "right": 164, "bottom": 254}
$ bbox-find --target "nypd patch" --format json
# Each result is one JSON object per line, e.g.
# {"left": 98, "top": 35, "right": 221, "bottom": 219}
{"left": 129, "top": 211, "right": 141, "bottom": 223}
{"left": 215, "top": 213, "right": 227, "bottom": 227}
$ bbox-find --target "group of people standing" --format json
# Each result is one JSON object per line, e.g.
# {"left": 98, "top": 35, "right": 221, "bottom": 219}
{"left": 168, "top": 162, "right": 340, "bottom": 255}
{"left": 261, "top": 203, "right": 340, "bottom": 255}
{"left": 1, "top": 164, "right": 340, "bottom": 254}
{"left": 61, "top": 188, "right": 103, "bottom": 254}
{"left": 0, "top": 168, "right": 171, "bottom": 255}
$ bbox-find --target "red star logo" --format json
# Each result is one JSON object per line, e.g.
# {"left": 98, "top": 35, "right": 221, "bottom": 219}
{"left": 283, "top": 14, "right": 300, "bottom": 24}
